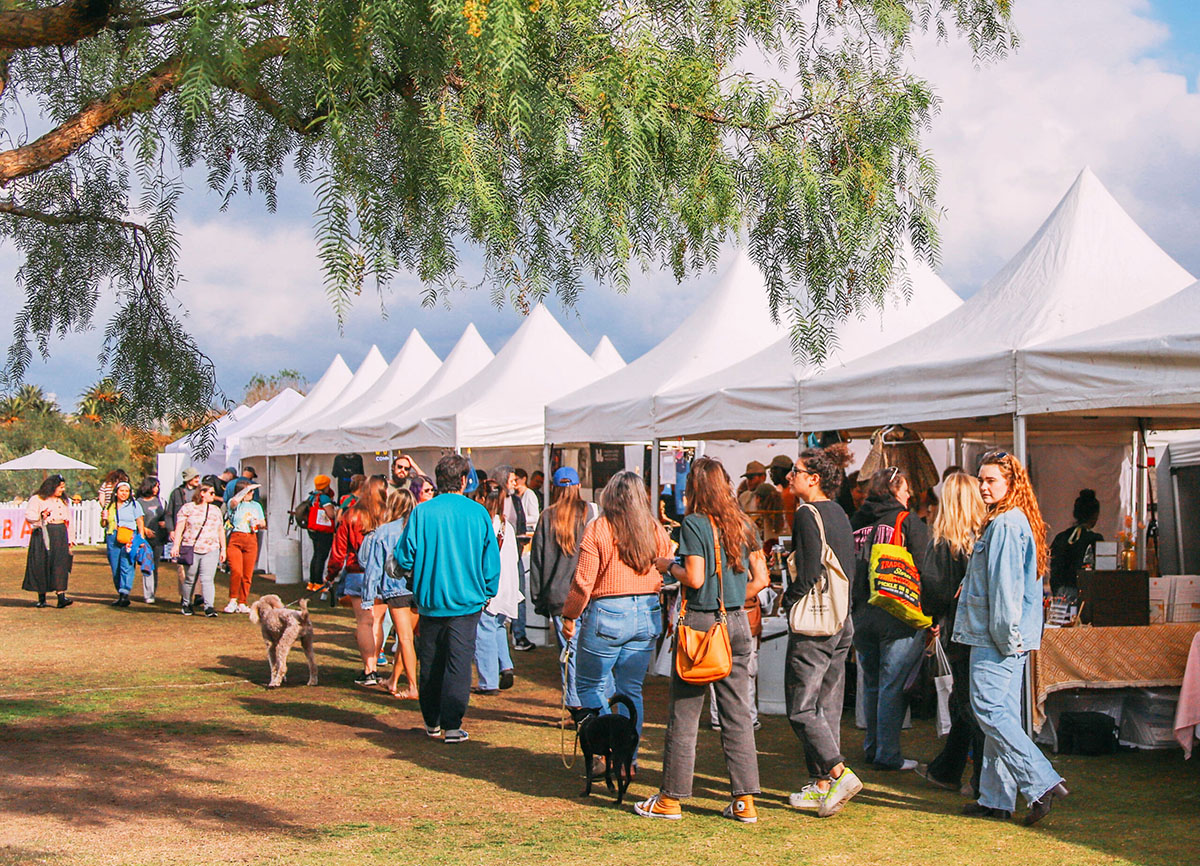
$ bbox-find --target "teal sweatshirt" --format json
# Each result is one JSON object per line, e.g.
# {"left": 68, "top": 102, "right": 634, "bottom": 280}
{"left": 394, "top": 493, "right": 500, "bottom": 617}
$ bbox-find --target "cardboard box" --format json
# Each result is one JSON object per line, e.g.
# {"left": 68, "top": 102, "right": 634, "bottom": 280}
{"left": 1148, "top": 576, "right": 1174, "bottom": 624}
{"left": 1095, "top": 554, "right": 1119, "bottom": 570}
{"left": 1170, "top": 575, "right": 1200, "bottom": 623}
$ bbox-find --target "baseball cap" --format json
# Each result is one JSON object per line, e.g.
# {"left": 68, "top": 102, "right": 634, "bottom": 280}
{"left": 314, "top": 474, "right": 332, "bottom": 489}
{"left": 769, "top": 454, "right": 794, "bottom": 471}
{"left": 223, "top": 466, "right": 238, "bottom": 475}
{"left": 742, "top": 460, "right": 767, "bottom": 477}
{"left": 553, "top": 467, "right": 580, "bottom": 487}
{"left": 181, "top": 467, "right": 200, "bottom": 482}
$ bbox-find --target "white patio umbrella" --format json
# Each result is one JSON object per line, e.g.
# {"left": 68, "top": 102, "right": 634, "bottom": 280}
{"left": 0, "top": 447, "right": 96, "bottom": 477}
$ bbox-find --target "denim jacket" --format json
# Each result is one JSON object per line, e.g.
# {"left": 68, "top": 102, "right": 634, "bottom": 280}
{"left": 359, "top": 517, "right": 410, "bottom": 603}
{"left": 951, "top": 508, "right": 1043, "bottom": 656}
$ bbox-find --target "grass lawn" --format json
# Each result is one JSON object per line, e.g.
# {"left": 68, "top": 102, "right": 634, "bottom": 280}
{"left": 1, "top": 547, "right": 1197, "bottom": 866}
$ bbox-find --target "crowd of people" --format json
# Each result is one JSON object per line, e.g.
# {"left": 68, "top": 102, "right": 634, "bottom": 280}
{"left": 17, "top": 444, "right": 1069, "bottom": 826}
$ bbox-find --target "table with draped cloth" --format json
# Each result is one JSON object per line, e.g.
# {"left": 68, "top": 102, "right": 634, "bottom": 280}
{"left": 1031, "top": 623, "right": 1200, "bottom": 731}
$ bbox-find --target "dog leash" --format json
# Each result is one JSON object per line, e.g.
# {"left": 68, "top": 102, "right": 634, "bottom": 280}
{"left": 559, "top": 642, "right": 579, "bottom": 770}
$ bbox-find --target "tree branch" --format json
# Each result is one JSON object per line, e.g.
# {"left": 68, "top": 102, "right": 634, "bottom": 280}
{"left": 108, "top": 0, "right": 277, "bottom": 32}
{"left": 0, "top": 0, "right": 117, "bottom": 52}
{"left": 0, "top": 35, "right": 290, "bottom": 186}
{"left": 0, "top": 198, "right": 146, "bottom": 233}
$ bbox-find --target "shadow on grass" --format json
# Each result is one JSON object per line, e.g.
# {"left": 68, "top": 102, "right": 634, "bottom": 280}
{"left": 0, "top": 719, "right": 303, "bottom": 832}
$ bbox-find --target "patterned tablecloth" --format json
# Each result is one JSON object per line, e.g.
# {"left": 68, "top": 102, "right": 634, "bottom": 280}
{"left": 1032, "top": 623, "right": 1200, "bottom": 730}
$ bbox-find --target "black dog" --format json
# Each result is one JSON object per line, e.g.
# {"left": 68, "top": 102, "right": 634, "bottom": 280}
{"left": 577, "top": 694, "right": 639, "bottom": 804}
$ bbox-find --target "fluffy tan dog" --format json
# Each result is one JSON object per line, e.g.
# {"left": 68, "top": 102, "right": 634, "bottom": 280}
{"left": 248, "top": 594, "right": 318, "bottom": 688}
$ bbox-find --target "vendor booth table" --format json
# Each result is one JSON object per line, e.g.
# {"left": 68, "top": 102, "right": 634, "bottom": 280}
{"left": 1032, "top": 623, "right": 1200, "bottom": 735}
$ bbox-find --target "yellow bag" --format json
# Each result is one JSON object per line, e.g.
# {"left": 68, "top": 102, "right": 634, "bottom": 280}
{"left": 115, "top": 526, "right": 135, "bottom": 546}
{"left": 867, "top": 511, "right": 932, "bottom": 629}
{"left": 675, "top": 517, "right": 733, "bottom": 684}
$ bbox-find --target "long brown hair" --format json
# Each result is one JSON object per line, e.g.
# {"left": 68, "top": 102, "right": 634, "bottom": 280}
{"left": 349, "top": 475, "right": 389, "bottom": 533}
{"left": 548, "top": 483, "right": 588, "bottom": 556}
{"left": 979, "top": 452, "right": 1049, "bottom": 576}
{"left": 385, "top": 488, "right": 415, "bottom": 524}
{"left": 599, "top": 471, "right": 661, "bottom": 573}
{"left": 474, "top": 479, "right": 507, "bottom": 520}
{"left": 685, "top": 457, "right": 752, "bottom": 574}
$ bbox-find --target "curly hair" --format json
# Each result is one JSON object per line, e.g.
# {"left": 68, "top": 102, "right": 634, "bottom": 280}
{"left": 980, "top": 452, "right": 1049, "bottom": 577}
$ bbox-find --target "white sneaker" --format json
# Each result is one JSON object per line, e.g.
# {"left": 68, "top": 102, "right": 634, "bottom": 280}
{"left": 818, "top": 769, "right": 863, "bottom": 818}
{"left": 223, "top": 599, "right": 239, "bottom": 614}
{"left": 899, "top": 759, "right": 919, "bottom": 772}
{"left": 788, "top": 783, "right": 825, "bottom": 810}
{"left": 237, "top": 603, "right": 252, "bottom": 614}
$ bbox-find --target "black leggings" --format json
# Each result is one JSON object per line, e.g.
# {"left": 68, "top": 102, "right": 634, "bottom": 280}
{"left": 309, "top": 531, "right": 334, "bottom": 585}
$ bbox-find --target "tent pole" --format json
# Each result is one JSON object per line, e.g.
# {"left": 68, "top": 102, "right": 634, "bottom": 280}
{"left": 1012, "top": 413, "right": 1034, "bottom": 736}
{"left": 649, "top": 438, "right": 660, "bottom": 513}
{"left": 1012, "top": 414, "right": 1028, "bottom": 465}
{"left": 1172, "top": 473, "right": 1186, "bottom": 571}
{"left": 542, "top": 442, "right": 552, "bottom": 507}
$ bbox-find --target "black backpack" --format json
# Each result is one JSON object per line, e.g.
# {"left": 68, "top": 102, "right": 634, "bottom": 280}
{"left": 1056, "top": 711, "right": 1119, "bottom": 755}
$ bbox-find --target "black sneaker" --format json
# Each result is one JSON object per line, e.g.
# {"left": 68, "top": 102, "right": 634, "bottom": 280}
{"left": 181, "top": 603, "right": 193, "bottom": 616}
{"left": 204, "top": 606, "right": 218, "bottom": 618}
{"left": 112, "top": 594, "right": 131, "bottom": 607}
{"left": 354, "top": 671, "right": 379, "bottom": 686}
{"left": 499, "top": 669, "right": 515, "bottom": 690}
{"left": 56, "top": 596, "right": 73, "bottom": 609}
{"left": 512, "top": 638, "right": 536, "bottom": 652}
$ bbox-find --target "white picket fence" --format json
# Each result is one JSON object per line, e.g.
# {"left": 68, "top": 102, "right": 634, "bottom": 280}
{"left": 0, "top": 499, "right": 106, "bottom": 546}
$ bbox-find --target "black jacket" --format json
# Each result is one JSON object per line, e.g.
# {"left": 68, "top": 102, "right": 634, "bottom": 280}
{"left": 850, "top": 493, "right": 931, "bottom": 636}
{"left": 163, "top": 484, "right": 193, "bottom": 535}
{"left": 785, "top": 500, "right": 855, "bottom": 609}
{"left": 923, "top": 537, "right": 970, "bottom": 659}
{"left": 1049, "top": 525, "right": 1103, "bottom": 591}
{"left": 529, "top": 505, "right": 588, "bottom": 617}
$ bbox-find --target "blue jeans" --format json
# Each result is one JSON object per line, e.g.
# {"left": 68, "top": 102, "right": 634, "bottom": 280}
{"left": 853, "top": 614, "right": 924, "bottom": 768}
{"left": 474, "top": 611, "right": 515, "bottom": 690}
{"left": 106, "top": 534, "right": 136, "bottom": 595}
{"left": 575, "top": 594, "right": 661, "bottom": 746}
{"left": 969, "top": 644, "right": 1064, "bottom": 811}
{"left": 511, "top": 556, "right": 528, "bottom": 642}
{"left": 552, "top": 614, "right": 581, "bottom": 707}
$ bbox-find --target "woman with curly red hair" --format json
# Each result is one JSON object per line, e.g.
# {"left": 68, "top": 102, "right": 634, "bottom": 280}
{"left": 952, "top": 451, "right": 1067, "bottom": 826}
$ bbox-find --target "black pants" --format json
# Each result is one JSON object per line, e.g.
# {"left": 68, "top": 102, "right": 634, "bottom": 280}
{"left": 308, "top": 531, "right": 334, "bottom": 585}
{"left": 417, "top": 611, "right": 482, "bottom": 731}
{"left": 926, "top": 652, "right": 985, "bottom": 795}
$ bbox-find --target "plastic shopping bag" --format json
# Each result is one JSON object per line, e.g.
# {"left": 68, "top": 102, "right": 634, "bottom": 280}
{"left": 933, "top": 638, "right": 954, "bottom": 738}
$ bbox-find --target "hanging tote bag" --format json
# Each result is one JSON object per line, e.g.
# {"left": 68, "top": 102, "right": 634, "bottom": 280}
{"left": 867, "top": 511, "right": 933, "bottom": 629}
{"left": 788, "top": 503, "right": 851, "bottom": 637}
{"left": 932, "top": 637, "right": 954, "bottom": 737}
{"left": 675, "top": 517, "right": 733, "bottom": 684}
{"left": 305, "top": 493, "right": 335, "bottom": 533}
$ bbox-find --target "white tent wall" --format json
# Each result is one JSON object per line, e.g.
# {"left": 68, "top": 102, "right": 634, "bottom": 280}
{"left": 270, "top": 347, "right": 389, "bottom": 455}
{"left": 1027, "top": 444, "right": 1132, "bottom": 542}
{"left": 1156, "top": 439, "right": 1200, "bottom": 574}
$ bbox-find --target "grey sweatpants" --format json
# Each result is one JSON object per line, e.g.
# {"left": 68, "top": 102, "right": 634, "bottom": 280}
{"left": 661, "top": 608, "right": 761, "bottom": 799}
{"left": 785, "top": 621, "right": 854, "bottom": 779}
{"left": 181, "top": 550, "right": 219, "bottom": 609}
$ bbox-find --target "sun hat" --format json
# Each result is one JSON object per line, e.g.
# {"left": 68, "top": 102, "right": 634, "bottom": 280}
{"left": 180, "top": 467, "right": 200, "bottom": 482}
{"left": 769, "top": 454, "right": 794, "bottom": 471}
{"left": 314, "top": 474, "right": 332, "bottom": 489}
{"left": 553, "top": 467, "right": 581, "bottom": 487}
{"left": 742, "top": 460, "right": 767, "bottom": 477}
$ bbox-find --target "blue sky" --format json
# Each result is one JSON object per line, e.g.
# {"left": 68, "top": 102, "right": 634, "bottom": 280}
{"left": 4, "top": 0, "right": 1200, "bottom": 411}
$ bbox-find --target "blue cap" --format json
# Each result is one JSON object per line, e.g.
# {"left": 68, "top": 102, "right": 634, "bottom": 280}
{"left": 553, "top": 467, "right": 580, "bottom": 487}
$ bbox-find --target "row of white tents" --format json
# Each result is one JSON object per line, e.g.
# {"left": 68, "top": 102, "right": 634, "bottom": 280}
{"left": 165, "top": 167, "right": 1200, "bottom": 582}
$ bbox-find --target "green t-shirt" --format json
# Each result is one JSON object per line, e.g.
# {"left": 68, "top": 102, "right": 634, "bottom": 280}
{"left": 677, "top": 513, "right": 760, "bottom": 611}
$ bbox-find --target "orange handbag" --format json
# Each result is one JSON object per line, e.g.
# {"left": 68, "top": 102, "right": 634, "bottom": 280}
{"left": 675, "top": 517, "right": 733, "bottom": 684}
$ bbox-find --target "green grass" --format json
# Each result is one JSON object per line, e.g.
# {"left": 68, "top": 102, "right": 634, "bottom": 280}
{"left": 1, "top": 547, "right": 1197, "bottom": 865}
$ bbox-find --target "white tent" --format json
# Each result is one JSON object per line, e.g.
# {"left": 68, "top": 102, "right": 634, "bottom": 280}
{"left": 267, "top": 346, "right": 388, "bottom": 454}
{"left": 654, "top": 257, "right": 964, "bottom": 439}
{"left": 240, "top": 355, "right": 354, "bottom": 457}
{"left": 591, "top": 336, "right": 626, "bottom": 375}
{"left": 546, "top": 251, "right": 790, "bottom": 444}
{"left": 221, "top": 388, "right": 305, "bottom": 468}
{"left": 387, "top": 305, "right": 604, "bottom": 449}
{"left": 346, "top": 324, "right": 494, "bottom": 450}
{"left": 799, "top": 168, "right": 1196, "bottom": 436}
{"left": 1019, "top": 279, "right": 1200, "bottom": 428}
{"left": 290, "top": 331, "right": 442, "bottom": 453}
{"left": 163, "top": 403, "right": 255, "bottom": 476}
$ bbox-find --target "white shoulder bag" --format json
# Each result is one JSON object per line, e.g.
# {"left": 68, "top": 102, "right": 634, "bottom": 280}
{"left": 788, "top": 503, "right": 850, "bottom": 637}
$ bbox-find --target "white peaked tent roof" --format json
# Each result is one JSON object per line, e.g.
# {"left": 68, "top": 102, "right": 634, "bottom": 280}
{"left": 344, "top": 324, "right": 494, "bottom": 450}
{"left": 800, "top": 168, "right": 1196, "bottom": 433}
{"left": 655, "top": 257, "right": 964, "bottom": 439}
{"left": 284, "top": 346, "right": 388, "bottom": 439}
{"left": 388, "top": 305, "right": 604, "bottom": 449}
{"left": 591, "top": 336, "right": 626, "bottom": 375}
{"left": 240, "top": 355, "right": 353, "bottom": 456}
{"left": 546, "top": 251, "right": 791, "bottom": 443}
{"left": 223, "top": 388, "right": 306, "bottom": 462}
{"left": 164, "top": 403, "right": 253, "bottom": 454}
{"left": 1018, "top": 278, "right": 1200, "bottom": 425}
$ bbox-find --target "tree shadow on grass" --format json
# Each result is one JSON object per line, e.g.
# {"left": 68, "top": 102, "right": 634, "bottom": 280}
{"left": 0, "top": 719, "right": 303, "bottom": 832}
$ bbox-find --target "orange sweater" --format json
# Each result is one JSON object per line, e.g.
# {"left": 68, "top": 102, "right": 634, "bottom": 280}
{"left": 562, "top": 517, "right": 670, "bottom": 619}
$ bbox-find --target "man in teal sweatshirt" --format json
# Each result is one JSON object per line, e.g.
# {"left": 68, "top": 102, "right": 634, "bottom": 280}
{"left": 395, "top": 453, "right": 500, "bottom": 743}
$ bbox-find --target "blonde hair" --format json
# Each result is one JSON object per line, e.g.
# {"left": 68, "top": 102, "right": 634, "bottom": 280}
{"left": 933, "top": 473, "right": 987, "bottom": 558}
{"left": 385, "top": 488, "right": 415, "bottom": 523}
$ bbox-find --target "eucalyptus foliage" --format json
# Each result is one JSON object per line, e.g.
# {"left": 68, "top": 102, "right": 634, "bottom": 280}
{"left": 0, "top": 0, "right": 1015, "bottom": 429}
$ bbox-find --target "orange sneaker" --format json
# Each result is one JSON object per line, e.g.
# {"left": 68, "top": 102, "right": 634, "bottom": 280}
{"left": 723, "top": 795, "right": 758, "bottom": 824}
{"left": 633, "top": 793, "right": 682, "bottom": 820}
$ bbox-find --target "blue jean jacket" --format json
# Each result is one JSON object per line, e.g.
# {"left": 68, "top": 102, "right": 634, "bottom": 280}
{"left": 951, "top": 508, "right": 1044, "bottom": 657}
{"left": 359, "top": 517, "right": 411, "bottom": 602}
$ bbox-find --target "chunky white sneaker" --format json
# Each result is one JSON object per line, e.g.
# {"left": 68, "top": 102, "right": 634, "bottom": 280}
{"left": 818, "top": 769, "right": 864, "bottom": 818}
{"left": 788, "top": 783, "right": 825, "bottom": 810}
{"left": 223, "top": 599, "right": 239, "bottom": 614}
{"left": 899, "top": 759, "right": 919, "bottom": 772}
{"left": 237, "top": 603, "right": 252, "bottom": 614}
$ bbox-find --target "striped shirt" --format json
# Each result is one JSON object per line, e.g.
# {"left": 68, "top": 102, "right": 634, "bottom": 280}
{"left": 562, "top": 517, "right": 670, "bottom": 620}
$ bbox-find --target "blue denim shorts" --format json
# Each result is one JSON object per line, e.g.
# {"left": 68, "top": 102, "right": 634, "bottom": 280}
{"left": 340, "top": 570, "right": 365, "bottom": 598}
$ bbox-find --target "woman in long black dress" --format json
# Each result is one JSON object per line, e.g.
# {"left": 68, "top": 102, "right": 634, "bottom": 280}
{"left": 23, "top": 474, "right": 73, "bottom": 608}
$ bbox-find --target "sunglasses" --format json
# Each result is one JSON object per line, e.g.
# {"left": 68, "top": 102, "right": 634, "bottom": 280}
{"left": 981, "top": 450, "right": 1009, "bottom": 462}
